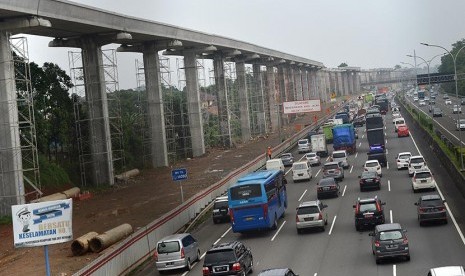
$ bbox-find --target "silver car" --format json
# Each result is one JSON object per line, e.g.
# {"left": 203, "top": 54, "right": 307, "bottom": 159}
{"left": 296, "top": 200, "right": 328, "bottom": 233}
{"left": 155, "top": 233, "right": 200, "bottom": 272}
{"left": 305, "top": 152, "right": 321, "bottom": 166}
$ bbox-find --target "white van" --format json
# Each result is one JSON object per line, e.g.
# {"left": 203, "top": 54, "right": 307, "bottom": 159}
{"left": 266, "top": 158, "right": 285, "bottom": 173}
{"left": 298, "top": 139, "right": 311, "bottom": 153}
{"left": 393, "top": 117, "right": 405, "bottom": 132}
{"left": 331, "top": 150, "right": 349, "bottom": 169}
{"left": 292, "top": 161, "right": 312, "bottom": 182}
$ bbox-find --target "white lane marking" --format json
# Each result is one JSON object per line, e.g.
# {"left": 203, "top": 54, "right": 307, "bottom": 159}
{"left": 342, "top": 185, "right": 347, "bottom": 197}
{"left": 298, "top": 189, "right": 307, "bottom": 201}
{"left": 314, "top": 274, "right": 318, "bottom": 276}
{"left": 221, "top": 227, "right": 232, "bottom": 238}
{"left": 315, "top": 169, "right": 321, "bottom": 177}
{"left": 328, "top": 215, "right": 337, "bottom": 235}
{"left": 355, "top": 152, "right": 358, "bottom": 158}
{"left": 385, "top": 126, "right": 386, "bottom": 130}
{"left": 359, "top": 142, "right": 362, "bottom": 147}
{"left": 271, "top": 221, "right": 286, "bottom": 241}
{"left": 213, "top": 238, "right": 221, "bottom": 245}
{"left": 390, "top": 210, "right": 393, "bottom": 223}
{"left": 350, "top": 165, "right": 353, "bottom": 173}
{"left": 326, "top": 156, "right": 330, "bottom": 161}
{"left": 388, "top": 180, "right": 391, "bottom": 191}
{"left": 200, "top": 252, "right": 206, "bottom": 259}
{"left": 285, "top": 168, "right": 291, "bottom": 175}
{"left": 256, "top": 261, "right": 260, "bottom": 266}
{"left": 386, "top": 148, "right": 389, "bottom": 154}
{"left": 410, "top": 132, "right": 465, "bottom": 246}
{"left": 362, "top": 134, "right": 365, "bottom": 139}
{"left": 393, "top": 264, "right": 397, "bottom": 276}
{"left": 387, "top": 162, "right": 389, "bottom": 169}
{"left": 385, "top": 139, "right": 388, "bottom": 145}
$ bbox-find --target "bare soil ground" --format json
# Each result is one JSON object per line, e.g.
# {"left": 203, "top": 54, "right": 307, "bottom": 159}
{"left": 0, "top": 105, "right": 336, "bottom": 276}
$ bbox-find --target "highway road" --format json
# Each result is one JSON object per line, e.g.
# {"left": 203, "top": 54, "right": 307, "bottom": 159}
{"left": 135, "top": 101, "right": 465, "bottom": 276}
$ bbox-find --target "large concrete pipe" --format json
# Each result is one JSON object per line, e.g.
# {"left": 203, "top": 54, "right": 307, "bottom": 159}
{"left": 115, "top": 169, "right": 140, "bottom": 182}
{"left": 31, "top": 192, "right": 67, "bottom": 203}
{"left": 62, "top": 187, "right": 80, "bottom": 198}
{"left": 89, "top": 224, "right": 133, "bottom": 253}
{"left": 71, "top": 231, "right": 99, "bottom": 256}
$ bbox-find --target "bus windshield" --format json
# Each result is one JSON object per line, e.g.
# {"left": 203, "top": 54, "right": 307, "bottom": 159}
{"left": 229, "top": 184, "right": 262, "bottom": 200}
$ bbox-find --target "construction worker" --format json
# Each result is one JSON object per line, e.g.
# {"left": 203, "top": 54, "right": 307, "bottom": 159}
{"left": 267, "top": 146, "right": 272, "bottom": 160}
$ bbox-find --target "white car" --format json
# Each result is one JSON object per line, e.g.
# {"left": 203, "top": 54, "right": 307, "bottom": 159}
{"left": 445, "top": 98, "right": 452, "bottom": 105}
{"left": 331, "top": 150, "right": 349, "bottom": 169}
{"left": 266, "top": 159, "right": 285, "bottom": 173}
{"left": 419, "top": 100, "right": 426, "bottom": 106}
{"left": 453, "top": 104, "right": 462, "bottom": 114}
{"left": 305, "top": 152, "right": 321, "bottom": 166}
{"left": 412, "top": 169, "right": 436, "bottom": 192}
{"left": 292, "top": 161, "right": 312, "bottom": 182}
{"left": 413, "top": 97, "right": 418, "bottom": 102}
{"left": 408, "top": 155, "right": 428, "bottom": 177}
{"left": 396, "top": 152, "right": 412, "bottom": 170}
{"left": 428, "top": 266, "right": 465, "bottom": 276}
{"left": 392, "top": 112, "right": 402, "bottom": 120}
{"left": 457, "top": 119, "right": 465, "bottom": 131}
{"left": 298, "top": 139, "right": 311, "bottom": 153}
{"left": 393, "top": 117, "right": 405, "bottom": 132}
{"left": 364, "top": 160, "right": 382, "bottom": 176}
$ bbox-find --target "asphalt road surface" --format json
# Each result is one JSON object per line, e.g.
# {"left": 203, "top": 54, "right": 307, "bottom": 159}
{"left": 136, "top": 101, "right": 465, "bottom": 276}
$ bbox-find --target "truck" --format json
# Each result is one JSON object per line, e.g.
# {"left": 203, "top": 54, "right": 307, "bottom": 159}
{"left": 375, "top": 98, "right": 389, "bottom": 115}
{"left": 322, "top": 124, "right": 334, "bottom": 144}
{"left": 366, "top": 128, "right": 387, "bottom": 167}
{"left": 418, "top": 90, "right": 425, "bottom": 100}
{"left": 311, "top": 134, "right": 328, "bottom": 157}
{"left": 365, "top": 113, "right": 384, "bottom": 130}
{"left": 335, "top": 112, "right": 350, "bottom": 124}
{"left": 332, "top": 124, "right": 356, "bottom": 154}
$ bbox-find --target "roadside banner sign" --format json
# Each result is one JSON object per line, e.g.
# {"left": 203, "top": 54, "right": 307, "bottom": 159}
{"left": 12, "top": 199, "right": 73, "bottom": 248}
{"left": 171, "top": 168, "right": 188, "bottom": 181}
{"left": 283, "top": 100, "right": 321, "bottom": 114}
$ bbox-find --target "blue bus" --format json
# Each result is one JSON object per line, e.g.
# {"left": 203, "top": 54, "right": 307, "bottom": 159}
{"left": 228, "top": 170, "right": 287, "bottom": 233}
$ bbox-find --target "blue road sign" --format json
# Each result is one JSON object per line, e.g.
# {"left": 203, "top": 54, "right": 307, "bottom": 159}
{"left": 171, "top": 168, "right": 188, "bottom": 181}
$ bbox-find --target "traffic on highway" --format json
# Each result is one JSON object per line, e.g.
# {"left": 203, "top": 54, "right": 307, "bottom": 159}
{"left": 138, "top": 91, "right": 465, "bottom": 276}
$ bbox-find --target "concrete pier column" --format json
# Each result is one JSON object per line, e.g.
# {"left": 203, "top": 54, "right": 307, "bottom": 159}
{"left": 213, "top": 55, "right": 232, "bottom": 147}
{"left": 287, "top": 66, "right": 296, "bottom": 102}
{"left": 324, "top": 70, "right": 331, "bottom": 102}
{"left": 348, "top": 72, "right": 354, "bottom": 94}
{"left": 142, "top": 43, "right": 168, "bottom": 167}
{"left": 336, "top": 72, "right": 343, "bottom": 96}
{"left": 295, "top": 68, "right": 303, "bottom": 101}
{"left": 277, "top": 66, "right": 288, "bottom": 126}
{"left": 266, "top": 65, "right": 279, "bottom": 132}
{"left": 310, "top": 70, "right": 318, "bottom": 98}
{"left": 81, "top": 37, "right": 114, "bottom": 186}
{"left": 235, "top": 61, "right": 251, "bottom": 142}
{"left": 343, "top": 72, "right": 350, "bottom": 96}
{"left": 0, "top": 32, "right": 24, "bottom": 215}
{"left": 302, "top": 70, "right": 309, "bottom": 100}
{"left": 252, "top": 64, "right": 266, "bottom": 134}
{"left": 183, "top": 51, "right": 205, "bottom": 157}
{"left": 354, "top": 72, "right": 360, "bottom": 94}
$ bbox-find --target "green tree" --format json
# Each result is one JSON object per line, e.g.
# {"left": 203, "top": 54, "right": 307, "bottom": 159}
{"left": 338, "top": 63, "right": 348, "bottom": 67}
{"left": 394, "top": 64, "right": 401, "bottom": 69}
{"left": 438, "top": 39, "right": 465, "bottom": 97}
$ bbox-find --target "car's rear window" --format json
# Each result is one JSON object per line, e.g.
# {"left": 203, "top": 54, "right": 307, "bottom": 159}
{"left": 365, "top": 162, "right": 378, "bottom": 168}
{"left": 214, "top": 201, "right": 228, "bottom": 209}
{"left": 204, "top": 249, "right": 235, "bottom": 263}
{"left": 307, "top": 153, "right": 316, "bottom": 158}
{"left": 410, "top": 157, "right": 424, "bottom": 163}
{"left": 319, "top": 179, "right": 335, "bottom": 186}
{"left": 332, "top": 152, "right": 346, "bottom": 158}
{"left": 230, "top": 184, "right": 262, "bottom": 200}
{"left": 362, "top": 171, "right": 376, "bottom": 178}
{"left": 360, "top": 203, "right": 376, "bottom": 212}
{"left": 298, "top": 140, "right": 308, "bottom": 145}
{"left": 157, "top": 241, "right": 180, "bottom": 254}
{"left": 415, "top": 172, "right": 432, "bottom": 179}
{"left": 281, "top": 154, "right": 291, "bottom": 158}
{"left": 420, "top": 199, "right": 443, "bottom": 207}
{"left": 297, "top": 206, "right": 319, "bottom": 215}
{"left": 379, "top": 230, "right": 403, "bottom": 241}
{"left": 324, "top": 164, "right": 338, "bottom": 170}
{"left": 293, "top": 163, "right": 307, "bottom": 170}
{"left": 399, "top": 154, "right": 410, "bottom": 160}
{"left": 395, "top": 120, "right": 405, "bottom": 124}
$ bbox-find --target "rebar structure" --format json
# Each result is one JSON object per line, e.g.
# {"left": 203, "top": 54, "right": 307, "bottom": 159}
{"left": 4, "top": 37, "right": 42, "bottom": 199}
{"left": 135, "top": 58, "right": 151, "bottom": 167}
{"left": 247, "top": 65, "right": 266, "bottom": 135}
{"left": 69, "top": 49, "right": 124, "bottom": 187}
{"left": 224, "top": 61, "right": 241, "bottom": 140}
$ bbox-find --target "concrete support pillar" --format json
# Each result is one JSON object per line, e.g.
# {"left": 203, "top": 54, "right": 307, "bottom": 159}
{"left": 287, "top": 66, "right": 296, "bottom": 102}
{"left": 266, "top": 65, "right": 279, "bottom": 132}
{"left": 277, "top": 66, "right": 288, "bottom": 126}
{"left": 302, "top": 70, "right": 309, "bottom": 100}
{"left": 213, "top": 55, "right": 232, "bottom": 147}
{"left": 324, "top": 71, "right": 331, "bottom": 102}
{"left": 329, "top": 72, "right": 336, "bottom": 96}
{"left": 354, "top": 72, "right": 361, "bottom": 94}
{"left": 348, "top": 72, "right": 354, "bottom": 94}
{"left": 183, "top": 51, "right": 205, "bottom": 157}
{"left": 311, "top": 70, "right": 318, "bottom": 99}
{"left": 235, "top": 61, "right": 251, "bottom": 142}
{"left": 343, "top": 72, "right": 350, "bottom": 96}
{"left": 142, "top": 44, "right": 168, "bottom": 168}
{"left": 81, "top": 37, "right": 114, "bottom": 186}
{"left": 336, "top": 72, "right": 343, "bottom": 96}
{"left": 252, "top": 64, "right": 266, "bottom": 135}
{"left": 295, "top": 68, "right": 303, "bottom": 101}
{"left": 0, "top": 32, "right": 24, "bottom": 215}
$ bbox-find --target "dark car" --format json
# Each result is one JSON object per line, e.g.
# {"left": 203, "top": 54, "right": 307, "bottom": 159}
{"left": 370, "top": 223, "right": 410, "bottom": 264}
{"left": 353, "top": 116, "right": 365, "bottom": 127}
{"left": 461, "top": 98, "right": 465, "bottom": 105}
{"left": 415, "top": 194, "right": 447, "bottom": 226}
{"left": 432, "top": 107, "right": 442, "bottom": 117}
{"left": 358, "top": 171, "right": 381, "bottom": 191}
{"left": 212, "top": 196, "right": 230, "bottom": 224}
{"left": 354, "top": 196, "right": 385, "bottom": 231}
{"left": 202, "top": 241, "right": 253, "bottom": 276}
{"left": 258, "top": 268, "right": 299, "bottom": 276}
{"left": 322, "top": 161, "right": 344, "bottom": 182}
{"left": 317, "top": 177, "right": 340, "bottom": 199}
{"left": 280, "top": 153, "right": 294, "bottom": 167}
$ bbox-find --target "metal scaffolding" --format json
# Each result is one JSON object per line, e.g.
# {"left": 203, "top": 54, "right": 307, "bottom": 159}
{"left": 224, "top": 61, "right": 241, "bottom": 140}
{"left": 6, "top": 37, "right": 41, "bottom": 198}
{"left": 69, "top": 49, "right": 124, "bottom": 187}
{"left": 247, "top": 65, "right": 266, "bottom": 136}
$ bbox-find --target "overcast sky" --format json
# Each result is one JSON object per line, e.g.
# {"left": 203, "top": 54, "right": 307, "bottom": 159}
{"left": 21, "top": 0, "right": 465, "bottom": 89}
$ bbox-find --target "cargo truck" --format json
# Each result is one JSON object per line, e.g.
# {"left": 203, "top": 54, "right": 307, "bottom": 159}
{"left": 332, "top": 124, "right": 356, "bottom": 154}
{"left": 322, "top": 124, "right": 334, "bottom": 144}
{"left": 311, "top": 134, "right": 328, "bottom": 157}
{"left": 365, "top": 113, "right": 384, "bottom": 130}
{"left": 366, "top": 128, "right": 387, "bottom": 167}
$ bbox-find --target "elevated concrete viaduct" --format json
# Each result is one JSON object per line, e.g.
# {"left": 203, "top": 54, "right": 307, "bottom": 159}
{"left": 0, "top": 0, "right": 362, "bottom": 215}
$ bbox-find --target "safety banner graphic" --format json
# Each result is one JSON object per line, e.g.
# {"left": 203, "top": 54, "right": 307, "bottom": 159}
{"left": 12, "top": 199, "right": 73, "bottom": 248}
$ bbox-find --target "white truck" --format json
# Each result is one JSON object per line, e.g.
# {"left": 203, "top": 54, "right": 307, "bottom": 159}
{"left": 311, "top": 134, "right": 328, "bottom": 157}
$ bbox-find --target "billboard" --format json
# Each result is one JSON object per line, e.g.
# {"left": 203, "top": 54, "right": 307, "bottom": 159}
{"left": 12, "top": 199, "right": 73, "bottom": 248}
{"left": 283, "top": 100, "right": 321, "bottom": 114}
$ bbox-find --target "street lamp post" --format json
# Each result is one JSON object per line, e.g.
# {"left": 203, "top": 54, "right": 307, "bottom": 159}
{"left": 421, "top": 42, "right": 465, "bottom": 171}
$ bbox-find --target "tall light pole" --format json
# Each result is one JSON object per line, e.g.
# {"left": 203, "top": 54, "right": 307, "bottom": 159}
{"left": 421, "top": 42, "right": 465, "bottom": 171}
{"left": 407, "top": 53, "right": 445, "bottom": 87}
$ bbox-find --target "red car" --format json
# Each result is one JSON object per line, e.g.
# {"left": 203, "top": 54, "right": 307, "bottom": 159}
{"left": 397, "top": 124, "right": 409, "bottom": 137}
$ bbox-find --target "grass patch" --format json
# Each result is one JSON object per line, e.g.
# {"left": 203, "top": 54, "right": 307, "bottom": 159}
{"left": 39, "top": 154, "right": 71, "bottom": 188}
{"left": 0, "top": 215, "right": 12, "bottom": 225}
